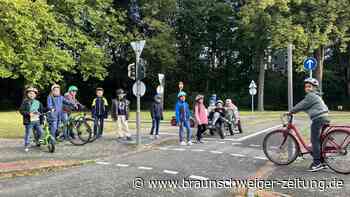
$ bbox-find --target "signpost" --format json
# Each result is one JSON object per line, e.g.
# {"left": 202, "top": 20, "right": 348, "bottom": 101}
{"left": 303, "top": 57, "right": 317, "bottom": 78}
{"left": 249, "top": 80, "right": 257, "bottom": 112}
{"left": 130, "top": 40, "right": 146, "bottom": 147}
{"left": 133, "top": 81, "right": 146, "bottom": 97}
{"left": 158, "top": 74, "right": 165, "bottom": 108}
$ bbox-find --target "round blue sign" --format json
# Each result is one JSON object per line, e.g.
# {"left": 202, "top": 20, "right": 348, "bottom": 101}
{"left": 303, "top": 57, "right": 317, "bottom": 71}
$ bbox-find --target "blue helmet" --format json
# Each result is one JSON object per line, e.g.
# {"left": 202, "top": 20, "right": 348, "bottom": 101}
{"left": 177, "top": 91, "right": 187, "bottom": 98}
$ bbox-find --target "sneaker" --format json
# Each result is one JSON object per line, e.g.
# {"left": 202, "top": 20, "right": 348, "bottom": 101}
{"left": 307, "top": 162, "right": 324, "bottom": 172}
{"left": 197, "top": 140, "right": 204, "bottom": 144}
{"left": 24, "top": 147, "right": 29, "bottom": 152}
{"left": 126, "top": 136, "right": 133, "bottom": 141}
{"left": 187, "top": 141, "right": 193, "bottom": 146}
{"left": 155, "top": 135, "right": 159, "bottom": 139}
{"left": 116, "top": 137, "right": 123, "bottom": 141}
{"left": 179, "top": 141, "right": 186, "bottom": 146}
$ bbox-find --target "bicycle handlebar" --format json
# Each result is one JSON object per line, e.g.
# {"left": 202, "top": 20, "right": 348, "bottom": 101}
{"left": 281, "top": 113, "right": 293, "bottom": 125}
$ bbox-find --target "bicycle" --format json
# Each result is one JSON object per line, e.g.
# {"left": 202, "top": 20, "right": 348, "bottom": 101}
{"left": 263, "top": 114, "right": 350, "bottom": 174}
{"left": 56, "top": 112, "right": 93, "bottom": 146}
{"left": 32, "top": 112, "right": 55, "bottom": 153}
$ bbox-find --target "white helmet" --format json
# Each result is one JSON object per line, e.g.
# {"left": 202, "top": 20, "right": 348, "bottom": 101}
{"left": 304, "top": 78, "right": 319, "bottom": 87}
{"left": 51, "top": 84, "right": 60, "bottom": 91}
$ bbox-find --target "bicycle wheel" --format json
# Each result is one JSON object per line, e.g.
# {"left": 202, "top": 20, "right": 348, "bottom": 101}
{"left": 263, "top": 129, "right": 300, "bottom": 165}
{"left": 322, "top": 130, "right": 350, "bottom": 174}
{"left": 69, "top": 120, "right": 92, "bottom": 145}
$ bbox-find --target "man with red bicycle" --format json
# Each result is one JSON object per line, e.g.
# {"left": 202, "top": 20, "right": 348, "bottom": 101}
{"left": 288, "top": 78, "right": 329, "bottom": 172}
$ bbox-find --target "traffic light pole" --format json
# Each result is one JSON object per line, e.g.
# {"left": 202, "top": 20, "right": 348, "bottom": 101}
{"left": 136, "top": 58, "right": 141, "bottom": 147}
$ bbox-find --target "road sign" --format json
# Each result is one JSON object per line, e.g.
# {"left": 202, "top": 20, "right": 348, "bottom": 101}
{"left": 128, "top": 63, "right": 136, "bottom": 80}
{"left": 249, "top": 80, "right": 257, "bottom": 89}
{"left": 133, "top": 81, "right": 146, "bottom": 97}
{"left": 303, "top": 57, "right": 317, "bottom": 71}
{"left": 249, "top": 88, "right": 257, "bottom": 96}
{"left": 131, "top": 40, "right": 146, "bottom": 61}
{"left": 156, "top": 85, "right": 164, "bottom": 94}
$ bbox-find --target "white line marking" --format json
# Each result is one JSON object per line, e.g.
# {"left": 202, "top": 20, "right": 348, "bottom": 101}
{"left": 160, "top": 132, "right": 178, "bottom": 136}
{"left": 210, "top": 151, "right": 223, "bottom": 154}
{"left": 96, "top": 161, "right": 110, "bottom": 165}
{"left": 173, "top": 148, "right": 186, "bottom": 151}
{"left": 254, "top": 156, "right": 268, "bottom": 160}
{"left": 235, "top": 125, "right": 280, "bottom": 142}
{"left": 189, "top": 175, "right": 209, "bottom": 180}
{"left": 217, "top": 141, "right": 226, "bottom": 144}
{"left": 231, "top": 153, "right": 246, "bottom": 157}
{"left": 231, "top": 142, "right": 242, "bottom": 145}
{"left": 191, "top": 149, "right": 205, "bottom": 152}
{"left": 159, "top": 147, "right": 169, "bottom": 150}
{"left": 138, "top": 166, "right": 153, "bottom": 170}
{"left": 249, "top": 144, "right": 260, "bottom": 147}
{"left": 163, "top": 170, "right": 179, "bottom": 175}
{"left": 223, "top": 138, "right": 239, "bottom": 141}
{"left": 116, "top": 164, "right": 129, "bottom": 167}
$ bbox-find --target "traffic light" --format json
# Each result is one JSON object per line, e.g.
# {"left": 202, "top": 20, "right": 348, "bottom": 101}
{"left": 128, "top": 63, "right": 136, "bottom": 80}
{"left": 137, "top": 64, "right": 146, "bottom": 80}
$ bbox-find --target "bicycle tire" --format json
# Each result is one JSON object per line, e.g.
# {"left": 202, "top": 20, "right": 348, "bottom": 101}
{"left": 75, "top": 120, "right": 92, "bottom": 145}
{"left": 322, "top": 129, "right": 350, "bottom": 174}
{"left": 263, "top": 129, "right": 300, "bottom": 165}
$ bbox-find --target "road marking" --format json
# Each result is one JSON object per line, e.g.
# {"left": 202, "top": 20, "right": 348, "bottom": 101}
{"left": 231, "top": 142, "right": 242, "bottom": 145}
{"left": 159, "top": 147, "right": 169, "bottom": 150}
{"left": 217, "top": 141, "right": 226, "bottom": 144}
{"left": 210, "top": 151, "right": 223, "bottom": 154}
{"left": 189, "top": 175, "right": 209, "bottom": 180}
{"left": 223, "top": 138, "right": 239, "bottom": 141}
{"left": 191, "top": 149, "right": 205, "bottom": 152}
{"left": 163, "top": 170, "right": 179, "bottom": 175}
{"left": 116, "top": 163, "right": 129, "bottom": 167}
{"left": 249, "top": 144, "right": 261, "bottom": 147}
{"left": 231, "top": 153, "right": 246, "bottom": 157}
{"left": 96, "top": 161, "right": 110, "bottom": 165}
{"left": 235, "top": 125, "right": 280, "bottom": 142}
{"left": 161, "top": 132, "right": 178, "bottom": 136}
{"left": 138, "top": 166, "right": 153, "bottom": 170}
{"left": 254, "top": 156, "right": 268, "bottom": 160}
{"left": 173, "top": 148, "right": 186, "bottom": 151}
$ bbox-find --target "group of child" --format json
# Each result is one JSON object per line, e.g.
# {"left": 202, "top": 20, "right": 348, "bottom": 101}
{"left": 19, "top": 85, "right": 133, "bottom": 152}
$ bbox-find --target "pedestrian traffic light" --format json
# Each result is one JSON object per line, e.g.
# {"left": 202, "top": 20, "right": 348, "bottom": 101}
{"left": 128, "top": 63, "right": 136, "bottom": 80}
{"left": 137, "top": 64, "right": 146, "bottom": 80}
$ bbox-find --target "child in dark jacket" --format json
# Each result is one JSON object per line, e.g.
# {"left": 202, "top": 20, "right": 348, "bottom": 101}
{"left": 19, "top": 87, "right": 45, "bottom": 152}
{"left": 150, "top": 94, "right": 164, "bottom": 139}
{"left": 91, "top": 88, "right": 108, "bottom": 138}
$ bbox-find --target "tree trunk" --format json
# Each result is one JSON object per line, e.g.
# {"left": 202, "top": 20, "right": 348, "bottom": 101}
{"left": 315, "top": 46, "right": 325, "bottom": 92}
{"left": 257, "top": 52, "right": 265, "bottom": 111}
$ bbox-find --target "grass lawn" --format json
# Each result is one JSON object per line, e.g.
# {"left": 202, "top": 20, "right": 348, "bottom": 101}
{"left": 1, "top": 110, "right": 349, "bottom": 139}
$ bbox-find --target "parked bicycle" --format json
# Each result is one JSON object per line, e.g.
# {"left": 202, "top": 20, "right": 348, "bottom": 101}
{"left": 32, "top": 112, "right": 55, "bottom": 153}
{"left": 56, "top": 112, "right": 93, "bottom": 146}
{"left": 263, "top": 114, "right": 350, "bottom": 174}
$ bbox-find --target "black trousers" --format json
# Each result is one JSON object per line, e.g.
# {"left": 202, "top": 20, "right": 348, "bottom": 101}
{"left": 196, "top": 124, "right": 207, "bottom": 141}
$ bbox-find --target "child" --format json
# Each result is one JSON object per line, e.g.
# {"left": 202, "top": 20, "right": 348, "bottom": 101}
{"left": 63, "top": 85, "right": 84, "bottom": 113}
{"left": 150, "top": 94, "right": 164, "bottom": 139}
{"left": 175, "top": 91, "right": 192, "bottom": 145}
{"left": 19, "top": 87, "right": 44, "bottom": 152}
{"left": 91, "top": 87, "right": 108, "bottom": 138}
{"left": 289, "top": 78, "right": 329, "bottom": 172}
{"left": 194, "top": 95, "right": 208, "bottom": 143}
{"left": 112, "top": 89, "right": 132, "bottom": 141}
{"left": 47, "top": 84, "right": 66, "bottom": 139}
{"left": 225, "top": 99, "right": 242, "bottom": 134}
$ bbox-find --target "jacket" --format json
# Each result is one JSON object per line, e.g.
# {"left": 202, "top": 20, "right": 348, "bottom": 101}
{"left": 151, "top": 101, "right": 163, "bottom": 120}
{"left": 111, "top": 99, "right": 130, "bottom": 120}
{"left": 92, "top": 97, "right": 108, "bottom": 118}
{"left": 63, "top": 95, "right": 83, "bottom": 113}
{"left": 19, "top": 99, "right": 44, "bottom": 125}
{"left": 290, "top": 90, "right": 329, "bottom": 120}
{"left": 47, "top": 95, "right": 64, "bottom": 113}
{"left": 175, "top": 100, "right": 191, "bottom": 123}
{"left": 195, "top": 103, "right": 208, "bottom": 125}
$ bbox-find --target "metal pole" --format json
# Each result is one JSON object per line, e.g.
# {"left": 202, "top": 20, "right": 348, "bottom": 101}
{"left": 136, "top": 58, "right": 141, "bottom": 147}
{"left": 251, "top": 95, "right": 254, "bottom": 112}
{"left": 287, "top": 44, "right": 293, "bottom": 111}
{"left": 310, "top": 70, "right": 312, "bottom": 78}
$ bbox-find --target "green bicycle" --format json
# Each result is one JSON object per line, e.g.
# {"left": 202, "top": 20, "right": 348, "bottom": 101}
{"left": 56, "top": 112, "right": 93, "bottom": 146}
{"left": 32, "top": 112, "right": 55, "bottom": 153}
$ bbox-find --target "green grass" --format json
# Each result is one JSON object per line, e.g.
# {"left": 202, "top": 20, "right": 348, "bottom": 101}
{"left": 1, "top": 110, "right": 349, "bottom": 139}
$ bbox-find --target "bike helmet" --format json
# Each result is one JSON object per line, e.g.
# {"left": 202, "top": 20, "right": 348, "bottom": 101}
{"left": 25, "top": 87, "right": 38, "bottom": 94}
{"left": 68, "top": 85, "right": 78, "bottom": 92}
{"left": 216, "top": 100, "right": 224, "bottom": 105}
{"left": 177, "top": 91, "right": 187, "bottom": 98}
{"left": 304, "top": 78, "right": 319, "bottom": 87}
{"left": 116, "top": 89, "right": 126, "bottom": 96}
{"left": 51, "top": 84, "right": 60, "bottom": 91}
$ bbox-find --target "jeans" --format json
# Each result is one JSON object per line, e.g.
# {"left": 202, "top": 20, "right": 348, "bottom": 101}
{"left": 24, "top": 121, "right": 43, "bottom": 147}
{"left": 196, "top": 124, "right": 206, "bottom": 141}
{"left": 150, "top": 118, "right": 161, "bottom": 135}
{"left": 179, "top": 120, "right": 192, "bottom": 142}
{"left": 94, "top": 116, "right": 104, "bottom": 137}
{"left": 49, "top": 111, "right": 65, "bottom": 138}
{"left": 311, "top": 116, "right": 330, "bottom": 164}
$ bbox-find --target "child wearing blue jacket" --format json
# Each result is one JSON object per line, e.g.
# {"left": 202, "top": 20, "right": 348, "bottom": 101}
{"left": 91, "top": 87, "right": 108, "bottom": 138}
{"left": 47, "top": 84, "right": 67, "bottom": 139}
{"left": 175, "top": 91, "right": 192, "bottom": 146}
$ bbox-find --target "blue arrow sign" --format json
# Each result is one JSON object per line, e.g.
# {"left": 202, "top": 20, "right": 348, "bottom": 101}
{"left": 303, "top": 57, "right": 317, "bottom": 71}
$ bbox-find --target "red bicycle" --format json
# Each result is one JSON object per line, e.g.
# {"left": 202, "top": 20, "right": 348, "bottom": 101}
{"left": 263, "top": 114, "right": 350, "bottom": 174}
